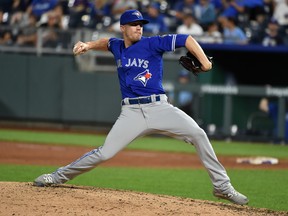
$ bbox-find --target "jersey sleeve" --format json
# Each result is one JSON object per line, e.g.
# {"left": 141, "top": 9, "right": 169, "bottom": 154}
{"left": 108, "top": 38, "right": 120, "bottom": 53}
{"left": 175, "top": 34, "right": 189, "bottom": 48}
{"left": 148, "top": 34, "right": 189, "bottom": 53}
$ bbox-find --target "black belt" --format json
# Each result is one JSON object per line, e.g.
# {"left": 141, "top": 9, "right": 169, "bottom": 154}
{"left": 122, "top": 95, "right": 161, "bottom": 105}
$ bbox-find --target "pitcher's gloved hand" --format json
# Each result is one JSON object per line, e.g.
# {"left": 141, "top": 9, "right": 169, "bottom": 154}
{"left": 179, "top": 52, "right": 213, "bottom": 76}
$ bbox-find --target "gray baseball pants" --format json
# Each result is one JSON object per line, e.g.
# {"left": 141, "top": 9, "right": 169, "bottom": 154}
{"left": 52, "top": 94, "right": 231, "bottom": 190}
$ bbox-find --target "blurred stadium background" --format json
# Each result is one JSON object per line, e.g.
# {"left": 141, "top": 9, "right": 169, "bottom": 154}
{"left": 1, "top": 0, "right": 287, "bottom": 144}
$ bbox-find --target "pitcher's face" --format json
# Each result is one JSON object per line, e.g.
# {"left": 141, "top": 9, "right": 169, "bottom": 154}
{"left": 121, "top": 22, "right": 144, "bottom": 44}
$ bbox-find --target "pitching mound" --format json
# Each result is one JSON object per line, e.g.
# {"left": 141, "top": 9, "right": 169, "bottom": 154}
{"left": 1, "top": 182, "right": 286, "bottom": 216}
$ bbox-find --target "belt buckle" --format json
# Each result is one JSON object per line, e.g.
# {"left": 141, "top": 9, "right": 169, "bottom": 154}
{"left": 140, "top": 97, "right": 148, "bottom": 104}
{"left": 146, "top": 97, "right": 151, "bottom": 104}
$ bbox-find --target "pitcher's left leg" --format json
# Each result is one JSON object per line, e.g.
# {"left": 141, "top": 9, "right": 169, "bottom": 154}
{"left": 145, "top": 102, "right": 248, "bottom": 205}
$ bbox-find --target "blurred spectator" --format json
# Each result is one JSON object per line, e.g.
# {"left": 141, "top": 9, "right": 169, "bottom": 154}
{"left": 37, "top": 2, "right": 64, "bottom": 27}
{"left": 219, "top": 0, "right": 265, "bottom": 21}
{"left": 218, "top": 0, "right": 245, "bottom": 20}
{"left": 199, "top": 21, "right": 223, "bottom": 43}
{"left": 165, "top": 0, "right": 179, "bottom": 10}
{"left": 170, "top": 0, "right": 197, "bottom": 28}
{"left": 261, "top": 18, "right": 284, "bottom": 46}
{"left": 108, "top": 1, "right": 139, "bottom": 33}
{"left": 243, "top": 0, "right": 265, "bottom": 21}
{"left": 194, "top": 0, "right": 217, "bottom": 30}
{"left": 259, "top": 97, "right": 288, "bottom": 143}
{"left": 176, "top": 13, "right": 204, "bottom": 36}
{"left": 219, "top": 16, "right": 248, "bottom": 44}
{"left": 9, "top": 1, "right": 32, "bottom": 44}
{"left": 0, "top": 8, "right": 9, "bottom": 26}
{"left": 110, "top": 0, "right": 137, "bottom": 22}
{"left": 0, "top": 10, "right": 13, "bottom": 45}
{"left": 143, "top": 3, "right": 168, "bottom": 34}
{"left": 167, "top": 69, "right": 194, "bottom": 117}
{"left": 272, "top": 0, "right": 288, "bottom": 29}
{"left": 210, "top": 0, "right": 223, "bottom": 15}
{"left": 0, "top": 30, "right": 13, "bottom": 45}
{"left": 107, "top": 0, "right": 138, "bottom": 33}
{"left": 177, "top": 70, "right": 194, "bottom": 117}
{"left": 0, "top": 9, "right": 8, "bottom": 25}
{"left": 9, "top": 0, "right": 32, "bottom": 27}
{"left": 39, "top": 10, "right": 63, "bottom": 48}
{"left": 67, "top": 0, "right": 93, "bottom": 28}
{"left": 28, "top": 0, "right": 59, "bottom": 21}
{"left": 107, "top": 19, "right": 121, "bottom": 33}
{"left": 248, "top": 12, "right": 269, "bottom": 44}
{"left": 272, "top": 0, "right": 288, "bottom": 46}
{"left": 263, "top": 0, "right": 275, "bottom": 18}
{"left": 15, "top": 13, "right": 37, "bottom": 46}
{"left": 88, "top": 0, "right": 113, "bottom": 29}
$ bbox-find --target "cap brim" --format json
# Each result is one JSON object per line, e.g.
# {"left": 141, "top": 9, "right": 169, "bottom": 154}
{"left": 141, "top": 19, "right": 149, "bottom": 24}
{"left": 121, "top": 19, "right": 149, "bottom": 25}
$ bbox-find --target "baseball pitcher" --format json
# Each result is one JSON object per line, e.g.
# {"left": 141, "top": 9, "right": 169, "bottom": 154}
{"left": 34, "top": 9, "right": 248, "bottom": 206}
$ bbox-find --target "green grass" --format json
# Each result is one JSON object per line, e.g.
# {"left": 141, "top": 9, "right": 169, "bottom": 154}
{"left": 0, "top": 128, "right": 287, "bottom": 158}
{"left": 0, "top": 129, "right": 104, "bottom": 147}
{"left": 0, "top": 128, "right": 288, "bottom": 213}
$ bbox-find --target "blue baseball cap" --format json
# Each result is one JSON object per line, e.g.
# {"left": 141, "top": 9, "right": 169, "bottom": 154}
{"left": 120, "top": 9, "right": 149, "bottom": 25}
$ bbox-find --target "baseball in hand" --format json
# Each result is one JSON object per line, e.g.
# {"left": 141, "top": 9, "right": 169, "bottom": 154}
{"left": 73, "top": 41, "right": 88, "bottom": 55}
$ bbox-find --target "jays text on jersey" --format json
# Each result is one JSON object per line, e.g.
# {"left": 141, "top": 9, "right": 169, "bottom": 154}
{"left": 108, "top": 34, "right": 188, "bottom": 99}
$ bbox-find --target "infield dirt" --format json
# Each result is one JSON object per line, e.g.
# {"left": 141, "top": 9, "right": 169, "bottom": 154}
{"left": 1, "top": 182, "right": 288, "bottom": 216}
{"left": 1, "top": 141, "right": 288, "bottom": 215}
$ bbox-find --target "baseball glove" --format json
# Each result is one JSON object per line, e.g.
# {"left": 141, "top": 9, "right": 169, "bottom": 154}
{"left": 179, "top": 52, "right": 213, "bottom": 76}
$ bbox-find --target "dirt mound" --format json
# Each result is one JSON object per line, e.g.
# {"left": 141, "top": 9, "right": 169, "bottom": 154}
{"left": 1, "top": 182, "right": 287, "bottom": 216}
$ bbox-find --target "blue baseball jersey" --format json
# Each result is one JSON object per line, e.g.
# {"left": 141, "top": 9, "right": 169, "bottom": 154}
{"left": 108, "top": 34, "right": 189, "bottom": 99}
